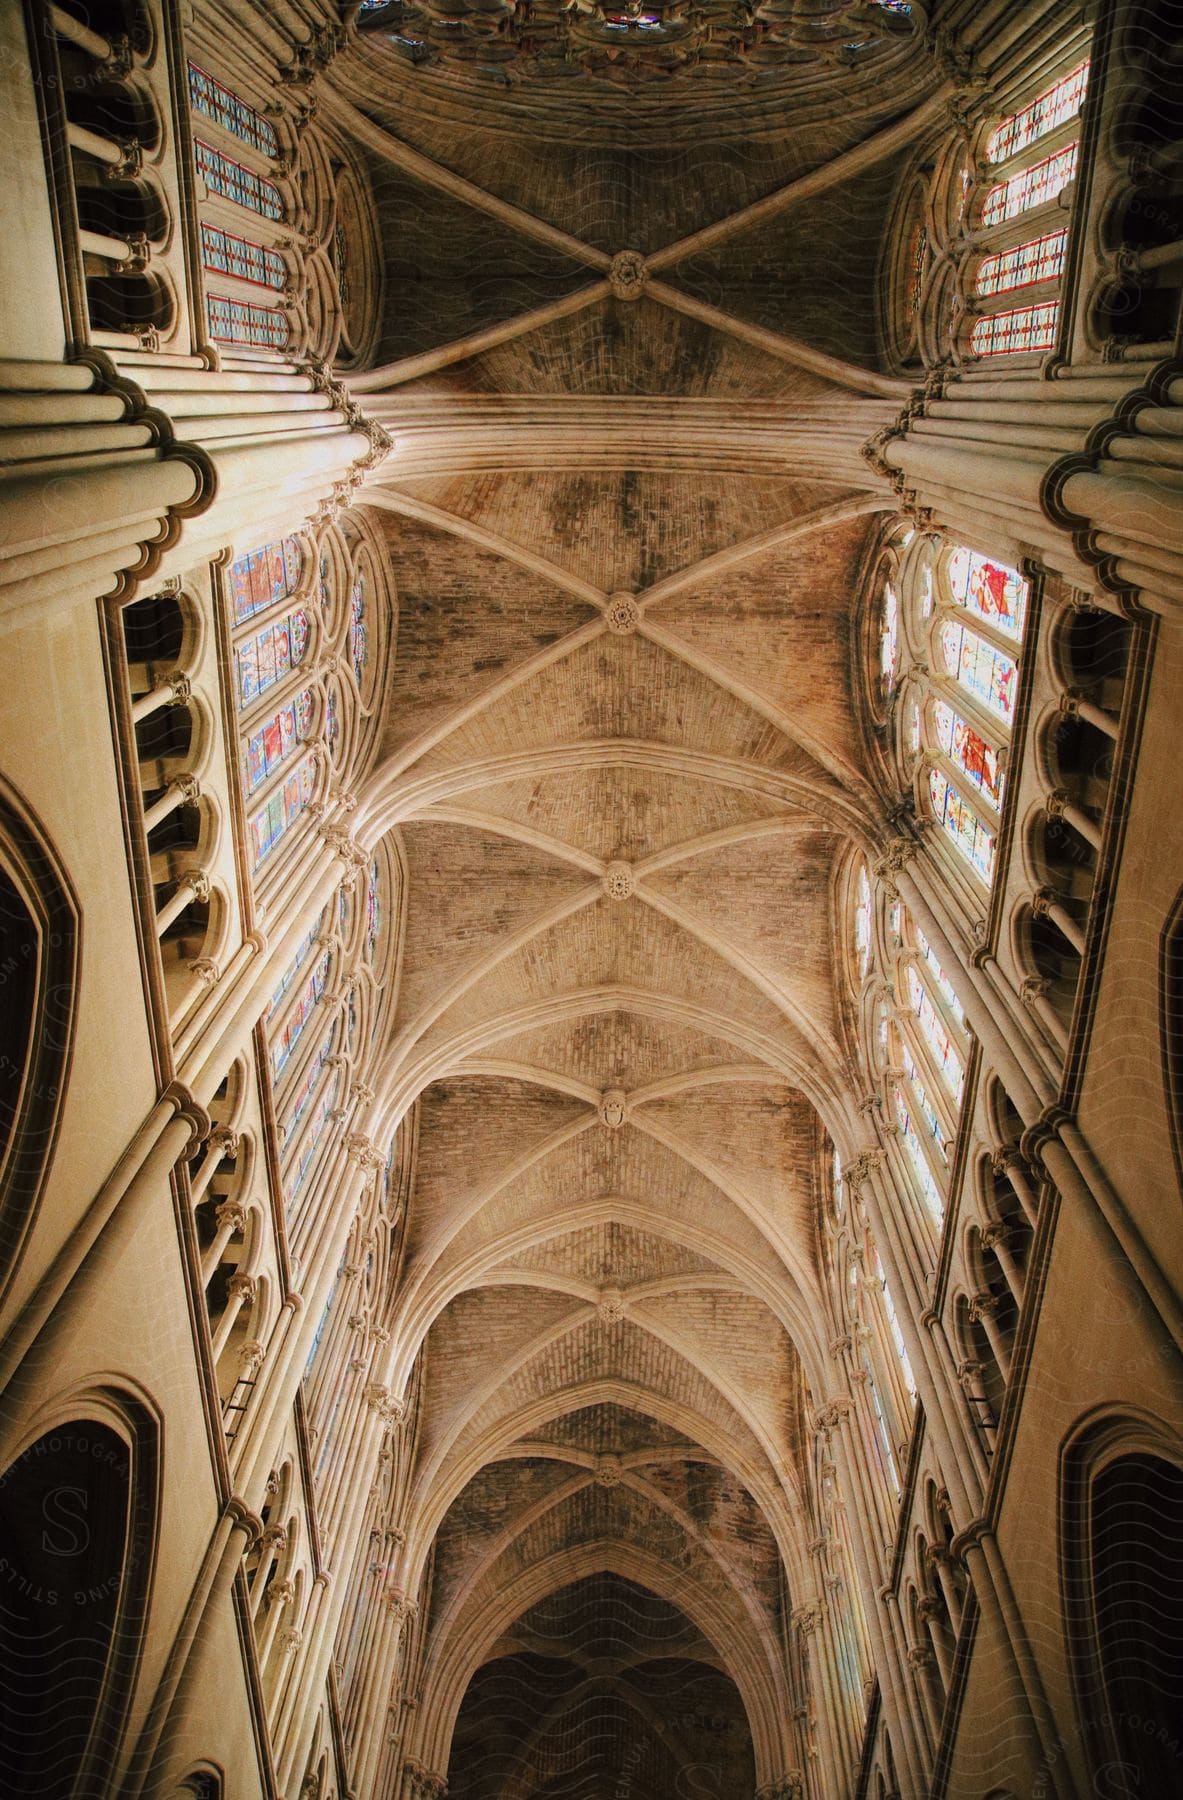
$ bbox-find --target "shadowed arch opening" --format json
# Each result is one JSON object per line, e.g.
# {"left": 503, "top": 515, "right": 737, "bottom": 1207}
{"left": 446, "top": 1573, "right": 756, "bottom": 1800}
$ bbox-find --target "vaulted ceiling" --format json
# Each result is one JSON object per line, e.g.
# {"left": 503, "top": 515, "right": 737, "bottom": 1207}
{"left": 341, "top": 18, "right": 936, "bottom": 1782}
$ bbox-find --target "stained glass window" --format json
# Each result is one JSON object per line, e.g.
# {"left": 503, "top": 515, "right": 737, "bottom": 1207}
{"left": 880, "top": 580, "right": 900, "bottom": 701}
{"left": 195, "top": 140, "right": 282, "bottom": 220}
{"left": 200, "top": 222, "right": 285, "bottom": 289}
{"left": 904, "top": 218, "right": 927, "bottom": 320}
{"left": 981, "top": 144, "right": 1078, "bottom": 227}
{"left": 326, "top": 688, "right": 339, "bottom": 750}
{"left": 892, "top": 1080, "right": 945, "bottom": 1222}
{"left": 985, "top": 61, "right": 1089, "bottom": 164}
{"left": 930, "top": 768, "right": 995, "bottom": 884}
{"left": 863, "top": 1353, "right": 900, "bottom": 1494}
{"left": 916, "top": 929, "right": 966, "bottom": 1029}
{"left": 366, "top": 855, "right": 382, "bottom": 962}
{"left": 939, "top": 619, "right": 1017, "bottom": 723}
{"left": 235, "top": 607, "right": 310, "bottom": 710}
{"left": 318, "top": 552, "right": 332, "bottom": 611}
{"left": 206, "top": 293, "right": 288, "bottom": 349}
{"left": 971, "top": 302, "right": 1059, "bottom": 359}
{"left": 832, "top": 1145, "right": 844, "bottom": 1218}
{"left": 230, "top": 536, "right": 303, "bottom": 626}
{"left": 188, "top": 64, "right": 278, "bottom": 156}
{"left": 975, "top": 230, "right": 1067, "bottom": 297}
{"left": 888, "top": 898, "right": 903, "bottom": 947}
{"left": 934, "top": 700, "right": 1003, "bottom": 807}
{"left": 901, "top": 1041, "right": 950, "bottom": 1162}
{"left": 288, "top": 1079, "right": 339, "bottom": 1203}
{"left": 947, "top": 547, "right": 1027, "bottom": 642}
{"left": 281, "top": 1025, "right": 333, "bottom": 1147}
{"left": 243, "top": 688, "right": 314, "bottom": 797}
{"left": 349, "top": 569, "right": 368, "bottom": 684}
{"left": 855, "top": 865, "right": 873, "bottom": 980}
{"left": 876, "top": 997, "right": 890, "bottom": 1065}
{"left": 271, "top": 948, "right": 331, "bottom": 1079}
{"left": 248, "top": 752, "right": 316, "bottom": 867}
{"left": 874, "top": 1250, "right": 917, "bottom": 1402}
{"left": 906, "top": 964, "right": 965, "bottom": 1101}
{"left": 268, "top": 914, "right": 324, "bottom": 1018}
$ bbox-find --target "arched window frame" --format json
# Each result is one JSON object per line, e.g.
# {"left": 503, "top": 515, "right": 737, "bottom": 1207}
{"left": 878, "top": 532, "right": 1031, "bottom": 898}
{"left": 963, "top": 57, "right": 1091, "bottom": 363}
{"left": 224, "top": 535, "right": 330, "bottom": 885}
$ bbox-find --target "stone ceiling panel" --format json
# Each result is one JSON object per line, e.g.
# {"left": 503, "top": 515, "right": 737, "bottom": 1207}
{"left": 378, "top": 515, "right": 597, "bottom": 761}
{"left": 395, "top": 820, "right": 594, "bottom": 1033}
{"left": 652, "top": 511, "right": 876, "bottom": 784}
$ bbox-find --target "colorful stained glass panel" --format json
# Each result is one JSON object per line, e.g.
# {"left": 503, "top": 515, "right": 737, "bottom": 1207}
{"left": 975, "top": 229, "right": 1067, "bottom": 297}
{"left": 906, "top": 964, "right": 965, "bottom": 1100}
{"left": 930, "top": 768, "right": 995, "bottom": 884}
{"left": 195, "top": 140, "right": 282, "bottom": 220}
{"left": 970, "top": 302, "right": 1059, "bottom": 358}
{"left": 271, "top": 947, "right": 331, "bottom": 1078}
{"left": 235, "top": 607, "right": 309, "bottom": 709}
{"left": 206, "top": 293, "right": 288, "bottom": 349}
{"left": 981, "top": 144, "right": 1078, "bottom": 226}
{"left": 934, "top": 700, "right": 1003, "bottom": 807}
{"left": 188, "top": 63, "right": 278, "bottom": 156}
{"left": 947, "top": 547, "right": 1027, "bottom": 641}
{"left": 939, "top": 619, "right": 1017, "bottom": 722}
{"left": 200, "top": 222, "right": 285, "bottom": 288}
{"left": 985, "top": 61, "right": 1089, "bottom": 164}
{"left": 230, "top": 536, "right": 302, "bottom": 626}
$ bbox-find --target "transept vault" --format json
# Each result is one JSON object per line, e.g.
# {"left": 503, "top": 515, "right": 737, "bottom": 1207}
{"left": 1, "top": 1, "right": 1182, "bottom": 1798}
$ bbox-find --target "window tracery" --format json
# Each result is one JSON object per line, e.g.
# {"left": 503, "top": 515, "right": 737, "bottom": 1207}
{"left": 196, "top": 142, "right": 284, "bottom": 221}
{"left": 188, "top": 63, "right": 279, "bottom": 157}
{"left": 881, "top": 534, "right": 1031, "bottom": 891}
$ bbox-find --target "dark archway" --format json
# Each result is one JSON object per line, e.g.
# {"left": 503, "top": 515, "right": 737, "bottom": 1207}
{"left": 446, "top": 1573, "right": 755, "bottom": 1800}
{"left": 0, "top": 1420, "right": 139, "bottom": 1797}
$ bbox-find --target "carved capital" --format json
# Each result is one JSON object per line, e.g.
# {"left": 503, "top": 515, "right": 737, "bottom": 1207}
{"left": 188, "top": 956, "right": 219, "bottom": 987}
{"left": 813, "top": 1398, "right": 851, "bottom": 1435}
{"left": 266, "top": 1576, "right": 295, "bottom": 1610}
{"left": 346, "top": 1133, "right": 384, "bottom": 1171}
{"left": 845, "top": 1150, "right": 884, "bottom": 1191}
{"left": 215, "top": 1199, "right": 248, "bottom": 1235}
{"left": 792, "top": 1602, "right": 823, "bottom": 1636}
{"left": 228, "top": 1273, "right": 257, "bottom": 1305}
{"left": 237, "top": 1337, "right": 265, "bottom": 1374}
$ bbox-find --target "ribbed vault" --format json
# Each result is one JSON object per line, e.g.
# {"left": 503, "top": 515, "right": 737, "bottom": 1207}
{"left": 342, "top": 47, "right": 933, "bottom": 1789}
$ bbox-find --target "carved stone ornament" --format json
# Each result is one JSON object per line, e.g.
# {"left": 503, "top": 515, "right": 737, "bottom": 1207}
{"left": 404, "top": 1760, "right": 448, "bottom": 1800}
{"left": 593, "top": 1452, "right": 624, "bottom": 1488}
{"left": 813, "top": 1397, "right": 851, "bottom": 1435}
{"left": 609, "top": 250, "right": 650, "bottom": 300}
{"left": 188, "top": 957, "right": 219, "bottom": 987}
{"left": 601, "top": 860, "right": 635, "bottom": 900}
{"left": 237, "top": 1338, "right": 265, "bottom": 1374}
{"left": 214, "top": 1199, "right": 248, "bottom": 1235}
{"left": 228, "top": 1273, "right": 257, "bottom": 1305}
{"left": 605, "top": 592, "right": 640, "bottom": 635}
{"left": 266, "top": 1577, "right": 295, "bottom": 1610}
{"left": 384, "top": 1587, "right": 417, "bottom": 1627}
{"left": 792, "top": 1602, "right": 822, "bottom": 1636}
{"left": 757, "top": 1778, "right": 805, "bottom": 1800}
{"left": 599, "top": 1088, "right": 628, "bottom": 1129}
{"left": 598, "top": 1286, "right": 626, "bottom": 1324}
